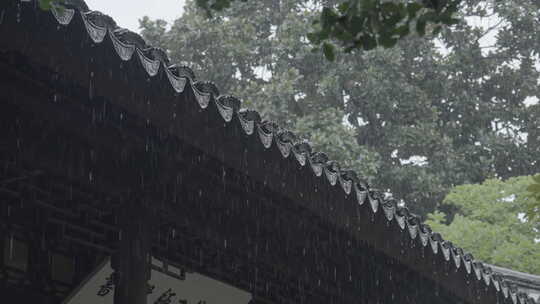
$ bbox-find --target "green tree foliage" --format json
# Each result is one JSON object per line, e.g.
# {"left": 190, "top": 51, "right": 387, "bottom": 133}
{"left": 37, "top": 0, "right": 88, "bottom": 10}
{"left": 37, "top": 0, "right": 63, "bottom": 10}
{"left": 525, "top": 174, "right": 540, "bottom": 224}
{"left": 140, "top": 0, "right": 540, "bottom": 217}
{"left": 426, "top": 176, "right": 540, "bottom": 274}
{"left": 195, "top": 0, "right": 461, "bottom": 60}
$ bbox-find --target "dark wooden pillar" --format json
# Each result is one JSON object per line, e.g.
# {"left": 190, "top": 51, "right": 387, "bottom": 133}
{"left": 28, "top": 200, "right": 56, "bottom": 303}
{"left": 112, "top": 199, "right": 152, "bottom": 304}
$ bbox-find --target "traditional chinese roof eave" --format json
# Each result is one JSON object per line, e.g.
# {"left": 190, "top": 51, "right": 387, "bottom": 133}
{"left": 0, "top": 1, "right": 537, "bottom": 303}
{"left": 487, "top": 264, "right": 540, "bottom": 301}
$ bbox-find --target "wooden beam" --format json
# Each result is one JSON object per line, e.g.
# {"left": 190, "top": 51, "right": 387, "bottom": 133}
{"left": 112, "top": 199, "right": 152, "bottom": 304}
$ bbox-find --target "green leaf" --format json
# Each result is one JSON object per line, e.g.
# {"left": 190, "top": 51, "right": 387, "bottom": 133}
{"left": 39, "top": 0, "right": 55, "bottom": 10}
{"left": 406, "top": 3, "right": 423, "bottom": 18}
{"left": 338, "top": 2, "right": 350, "bottom": 14}
{"left": 395, "top": 24, "right": 410, "bottom": 37}
{"left": 321, "top": 7, "right": 338, "bottom": 27}
{"left": 380, "top": 2, "right": 399, "bottom": 14}
{"left": 349, "top": 15, "right": 366, "bottom": 35}
{"left": 334, "top": 29, "right": 354, "bottom": 42}
{"left": 322, "top": 42, "right": 336, "bottom": 61}
{"left": 360, "top": 34, "right": 377, "bottom": 50}
{"left": 39, "top": 0, "right": 66, "bottom": 11}
{"left": 379, "top": 35, "right": 398, "bottom": 48}
{"left": 416, "top": 18, "right": 427, "bottom": 36}
{"left": 39, "top": 2, "right": 51, "bottom": 10}
{"left": 527, "top": 184, "right": 540, "bottom": 193}
{"left": 306, "top": 32, "right": 321, "bottom": 44}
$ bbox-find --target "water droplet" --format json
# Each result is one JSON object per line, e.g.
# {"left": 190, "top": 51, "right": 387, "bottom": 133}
{"left": 89, "top": 78, "right": 94, "bottom": 100}
{"left": 16, "top": 2, "right": 21, "bottom": 23}
{"left": 0, "top": 10, "right": 6, "bottom": 25}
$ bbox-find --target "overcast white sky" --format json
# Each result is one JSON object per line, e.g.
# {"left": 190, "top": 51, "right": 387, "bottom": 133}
{"left": 85, "top": 0, "right": 186, "bottom": 32}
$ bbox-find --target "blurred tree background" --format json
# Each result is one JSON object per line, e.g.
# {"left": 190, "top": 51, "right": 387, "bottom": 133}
{"left": 140, "top": 0, "right": 539, "bottom": 219}
{"left": 426, "top": 176, "right": 540, "bottom": 274}
{"left": 194, "top": 0, "right": 461, "bottom": 59}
